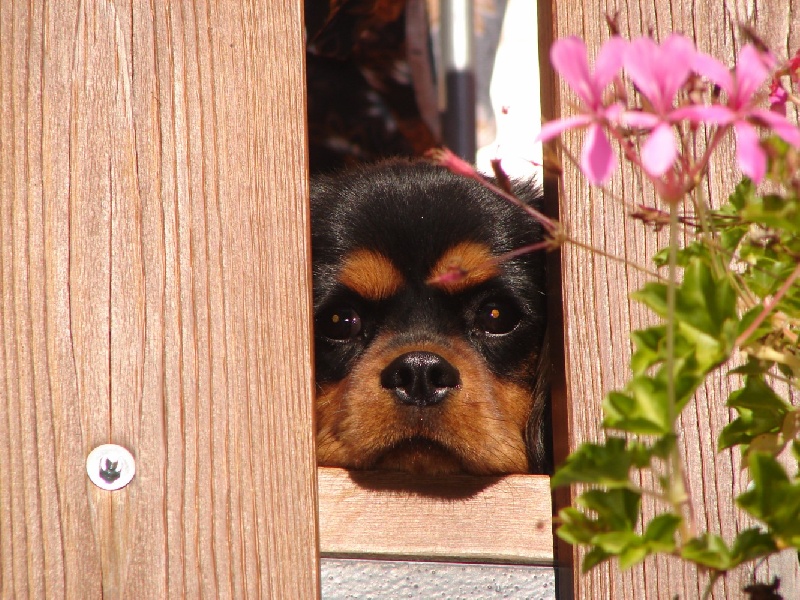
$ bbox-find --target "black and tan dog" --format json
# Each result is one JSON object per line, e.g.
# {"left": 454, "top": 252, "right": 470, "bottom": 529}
{"left": 311, "top": 159, "right": 549, "bottom": 476}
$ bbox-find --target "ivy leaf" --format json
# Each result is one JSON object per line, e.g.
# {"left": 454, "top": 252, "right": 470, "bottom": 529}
{"left": 551, "top": 437, "right": 635, "bottom": 488}
{"left": 630, "top": 326, "right": 666, "bottom": 374}
{"left": 577, "top": 488, "right": 641, "bottom": 531}
{"left": 652, "top": 241, "right": 713, "bottom": 268}
{"left": 604, "top": 356, "right": 704, "bottom": 435}
{"left": 680, "top": 534, "right": 732, "bottom": 571}
{"left": 582, "top": 547, "right": 612, "bottom": 572}
{"left": 741, "top": 192, "right": 800, "bottom": 233}
{"left": 643, "top": 513, "right": 682, "bottom": 550}
{"left": 737, "top": 453, "right": 800, "bottom": 547}
{"left": 633, "top": 281, "right": 668, "bottom": 317}
{"left": 618, "top": 543, "right": 650, "bottom": 570}
{"left": 728, "top": 178, "right": 756, "bottom": 211}
{"left": 719, "top": 376, "right": 791, "bottom": 451}
{"left": 557, "top": 507, "right": 600, "bottom": 546}
{"left": 674, "top": 259, "right": 738, "bottom": 348}
{"left": 557, "top": 488, "right": 644, "bottom": 573}
{"left": 603, "top": 387, "right": 671, "bottom": 436}
{"left": 729, "top": 528, "right": 778, "bottom": 568}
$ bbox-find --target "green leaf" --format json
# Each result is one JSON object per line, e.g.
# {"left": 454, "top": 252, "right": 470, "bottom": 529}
{"left": 652, "top": 241, "right": 713, "bottom": 268}
{"left": 741, "top": 192, "right": 800, "bottom": 232}
{"left": 643, "top": 513, "right": 681, "bottom": 550}
{"left": 727, "top": 376, "right": 790, "bottom": 414}
{"left": 720, "top": 376, "right": 791, "bottom": 451}
{"left": 582, "top": 547, "right": 612, "bottom": 572}
{"left": 603, "top": 387, "right": 671, "bottom": 436}
{"left": 728, "top": 178, "right": 756, "bottom": 211}
{"left": 577, "top": 488, "right": 641, "bottom": 531}
{"left": 556, "top": 507, "right": 599, "bottom": 546}
{"left": 719, "top": 224, "right": 748, "bottom": 255}
{"left": 737, "top": 453, "right": 800, "bottom": 547}
{"left": 591, "top": 531, "right": 639, "bottom": 554}
{"left": 680, "top": 534, "right": 732, "bottom": 571}
{"left": 618, "top": 543, "right": 650, "bottom": 570}
{"left": 551, "top": 437, "right": 634, "bottom": 488}
{"left": 674, "top": 259, "right": 738, "bottom": 343}
{"left": 632, "top": 282, "right": 668, "bottom": 317}
{"left": 630, "top": 326, "right": 666, "bottom": 374}
{"left": 729, "top": 528, "right": 778, "bottom": 568}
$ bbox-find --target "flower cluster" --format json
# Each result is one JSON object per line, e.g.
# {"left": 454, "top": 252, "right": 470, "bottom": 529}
{"left": 538, "top": 35, "right": 800, "bottom": 192}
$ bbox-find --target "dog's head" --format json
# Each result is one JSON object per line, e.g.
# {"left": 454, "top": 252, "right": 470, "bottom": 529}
{"left": 311, "top": 159, "right": 548, "bottom": 475}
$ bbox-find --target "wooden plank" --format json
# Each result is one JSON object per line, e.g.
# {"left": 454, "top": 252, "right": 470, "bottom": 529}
{"left": 537, "top": 0, "right": 575, "bottom": 595}
{"left": 0, "top": 1, "right": 318, "bottom": 598}
{"left": 541, "top": 1, "right": 799, "bottom": 598}
{"left": 318, "top": 467, "right": 553, "bottom": 564}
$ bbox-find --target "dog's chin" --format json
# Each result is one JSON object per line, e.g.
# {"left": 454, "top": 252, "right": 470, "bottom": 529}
{"left": 373, "top": 437, "right": 465, "bottom": 475}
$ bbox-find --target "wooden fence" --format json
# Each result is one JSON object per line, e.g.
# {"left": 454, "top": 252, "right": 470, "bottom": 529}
{"left": 0, "top": 0, "right": 797, "bottom": 598}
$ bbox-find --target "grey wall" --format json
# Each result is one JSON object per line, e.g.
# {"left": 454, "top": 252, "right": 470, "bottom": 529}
{"left": 321, "top": 559, "right": 556, "bottom": 599}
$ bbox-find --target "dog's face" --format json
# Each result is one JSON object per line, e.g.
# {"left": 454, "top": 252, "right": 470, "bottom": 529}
{"left": 311, "top": 159, "right": 548, "bottom": 476}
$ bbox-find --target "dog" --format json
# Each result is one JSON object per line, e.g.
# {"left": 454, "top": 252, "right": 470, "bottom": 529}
{"left": 310, "top": 158, "right": 549, "bottom": 476}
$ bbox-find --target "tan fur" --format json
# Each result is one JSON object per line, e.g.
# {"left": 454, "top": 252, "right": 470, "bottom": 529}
{"left": 338, "top": 249, "right": 405, "bottom": 300}
{"left": 315, "top": 332, "right": 534, "bottom": 475}
{"left": 427, "top": 241, "right": 500, "bottom": 294}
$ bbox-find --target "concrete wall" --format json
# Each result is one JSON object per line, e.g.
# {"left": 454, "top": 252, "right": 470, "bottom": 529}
{"left": 321, "top": 559, "right": 556, "bottom": 599}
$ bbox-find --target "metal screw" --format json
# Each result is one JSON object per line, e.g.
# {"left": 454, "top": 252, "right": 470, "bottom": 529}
{"left": 86, "top": 444, "right": 135, "bottom": 491}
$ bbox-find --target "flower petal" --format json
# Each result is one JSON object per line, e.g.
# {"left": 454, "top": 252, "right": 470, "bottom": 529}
{"left": 640, "top": 123, "right": 677, "bottom": 177}
{"left": 536, "top": 114, "right": 594, "bottom": 142}
{"left": 657, "top": 35, "right": 697, "bottom": 105}
{"left": 671, "top": 104, "right": 736, "bottom": 125}
{"left": 734, "top": 122, "right": 766, "bottom": 183}
{"left": 624, "top": 38, "right": 663, "bottom": 108}
{"left": 625, "top": 35, "right": 694, "bottom": 113}
{"left": 594, "top": 36, "right": 628, "bottom": 88}
{"left": 551, "top": 37, "right": 596, "bottom": 107}
{"left": 619, "top": 110, "right": 661, "bottom": 129}
{"left": 693, "top": 51, "right": 733, "bottom": 93}
{"left": 734, "top": 45, "right": 771, "bottom": 105}
{"left": 581, "top": 123, "right": 617, "bottom": 185}
{"left": 751, "top": 109, "right": 800, "bottom": 146}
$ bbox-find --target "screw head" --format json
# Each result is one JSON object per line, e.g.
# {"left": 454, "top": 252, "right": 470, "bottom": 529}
{"left": 86, "top": 444, "right": 136, "bottom": 491}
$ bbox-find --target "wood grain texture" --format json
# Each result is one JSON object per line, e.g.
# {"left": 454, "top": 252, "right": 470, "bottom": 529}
{"left": 318, "top": 467, "right": 553, "bottom": 564}
{"left": 540, "top": 1, "right": 799, "bottom": 599}
{"left": 0, "top": 1, "right": 318, "bottom": 598}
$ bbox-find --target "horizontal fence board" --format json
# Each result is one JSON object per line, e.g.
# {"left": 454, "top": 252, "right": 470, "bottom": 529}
{"left": 318, "top": 467, "right": 553, "bottom": 564}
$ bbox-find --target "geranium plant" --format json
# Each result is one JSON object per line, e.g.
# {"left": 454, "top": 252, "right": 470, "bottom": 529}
{"left": 535, "top": 30, "right": 800, "bottom": 598}
{"left": 431, "top": 24, "right": 799, "bottom": 597}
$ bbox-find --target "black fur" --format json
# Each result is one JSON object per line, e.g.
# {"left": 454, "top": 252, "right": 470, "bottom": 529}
{"left": 311, "top": 158, "right": 550, "bottom": 473}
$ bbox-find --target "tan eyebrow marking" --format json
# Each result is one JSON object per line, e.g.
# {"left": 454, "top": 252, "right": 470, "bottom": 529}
{"left": 338, "top": 249, "right": 405, "bottom": 301}
{"left": 427, "top": 241, "right": 500, "bottom": 294}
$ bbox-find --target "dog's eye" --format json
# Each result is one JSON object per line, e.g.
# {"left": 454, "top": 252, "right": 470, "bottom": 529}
{"left": 316, "top": 306, "right": 362, "bottom": 341}
{"left": 474, "top": 299, "right": 521, "bottom": 335}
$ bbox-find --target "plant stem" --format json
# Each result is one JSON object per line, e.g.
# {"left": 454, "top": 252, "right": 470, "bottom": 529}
{"left": 666, "top": 202, "right": 694, "bottom": 540}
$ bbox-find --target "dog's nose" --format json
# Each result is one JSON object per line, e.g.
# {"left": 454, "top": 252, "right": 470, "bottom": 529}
{"left": 380, "top": 351, "right": 461, "bottom": 407}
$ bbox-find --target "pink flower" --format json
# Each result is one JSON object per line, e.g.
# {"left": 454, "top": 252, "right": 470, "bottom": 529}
{"left": 537, "top": 36, "right": 628, "bottom": 185}
{"left": 687, "top": 45, "right": 800, "bottom": 182}
{"left": 620, "top": 35, "right": 699, "bottom": 177}
{"left": 769, "top": 79, "right": 788, "bottom": 116}
{"left": 788, "top": 49, "right": 800, "bottom": 84}
{"left": 426, "top": 147, "right": 481, "bottom": 180}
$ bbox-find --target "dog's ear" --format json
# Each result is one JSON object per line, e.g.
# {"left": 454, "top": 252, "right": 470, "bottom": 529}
{"left": 497, "top": 173, "right": 550, "bottom": 475}
{"left": 525, "top": 332, "right": 552, "bottom": 474}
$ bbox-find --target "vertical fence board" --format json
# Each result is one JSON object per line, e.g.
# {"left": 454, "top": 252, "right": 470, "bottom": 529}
{"left": 542, "top": 1, "right": 799, "bottom": 598}
{"left": 0, "top": 1, "right": 318, "bottom": 598}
